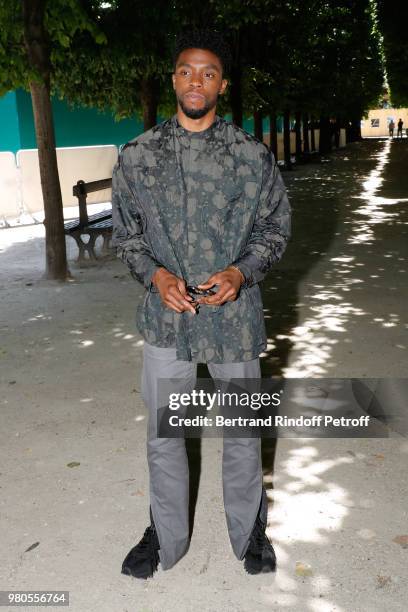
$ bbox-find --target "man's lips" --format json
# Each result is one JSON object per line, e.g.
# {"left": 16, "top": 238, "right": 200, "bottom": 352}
{"left": 185, "top": 92, "right": 205, "bottom": 102}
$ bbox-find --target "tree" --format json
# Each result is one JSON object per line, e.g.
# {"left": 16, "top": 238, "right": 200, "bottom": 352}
{"left": 308, "top": 0, "right": 383, "bottom": 149}
{"left": 54, "top": 0, "right": 178, "bottom": 130}
{"left": 378, "top": 0, "right": 408, "bottom": 107}
{"left": 1, "top": 0, "right": 387, "bottom": 285}
{"left": 0, "top": 0, "right": 105, "bottom": 279}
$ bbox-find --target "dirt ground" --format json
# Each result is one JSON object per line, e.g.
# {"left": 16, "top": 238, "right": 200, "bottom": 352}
{"left": 0, "top": 138, "right": 407, "bottom": 612}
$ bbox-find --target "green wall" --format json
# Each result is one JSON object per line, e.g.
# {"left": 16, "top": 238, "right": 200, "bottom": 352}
{"left": 1, "top": 89, "right": 146, "bottom": 153}
{"left": 14, "top": 89, "right": 145, "bottom": 151}
{"left": 0, "top": 91, "right": 21, "bottom": 152}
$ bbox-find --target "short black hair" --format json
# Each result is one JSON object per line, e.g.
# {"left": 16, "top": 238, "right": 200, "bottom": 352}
{"left": 173, "top": 29, "right": 232, "bottom": 78}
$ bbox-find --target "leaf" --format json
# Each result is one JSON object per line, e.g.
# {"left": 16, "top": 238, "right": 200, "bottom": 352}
{"left": 131, "top": 489, "right": 145, "bottom": 497}
{"left": 58, "top": 34, "right": 70, "bottom": 48}
{"left": 95, "top": 32, "right": 107, "bottom": 45}
{"left": 392, "top": 535, "right": 408, "bottom": 548}
{"left": 295, "top": 561, "right": 313, "bottom": 577}
{"left": 66, "top": 461, "right": 80, "bottom": 468}
{"left": 376, "top": 575, "right": 391, "bottom": 588}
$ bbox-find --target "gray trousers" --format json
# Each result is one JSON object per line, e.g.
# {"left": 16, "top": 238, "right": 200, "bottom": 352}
{"left": 141, "top": 341, "right": 264, "bottom": 570}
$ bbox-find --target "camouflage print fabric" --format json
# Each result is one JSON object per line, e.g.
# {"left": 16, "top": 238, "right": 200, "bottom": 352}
{"left": 111, "top": 113, "right": 291, "bottom": 363}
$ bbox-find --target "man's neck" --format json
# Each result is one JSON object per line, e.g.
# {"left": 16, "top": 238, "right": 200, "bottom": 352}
{"left": 176, "top": 108, "right": 217, "bottom": 133}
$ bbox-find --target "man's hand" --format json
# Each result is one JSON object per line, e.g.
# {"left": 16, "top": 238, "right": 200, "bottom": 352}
{"left": 152, "top": 268, "right": 196, "bottom": 314}
{"left": 196, "top": 266, "right": 245, "bottom": 306}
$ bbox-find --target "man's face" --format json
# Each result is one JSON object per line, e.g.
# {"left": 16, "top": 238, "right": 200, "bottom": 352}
{"left": 172, "top": 47, "right": 228, "bottom": 119}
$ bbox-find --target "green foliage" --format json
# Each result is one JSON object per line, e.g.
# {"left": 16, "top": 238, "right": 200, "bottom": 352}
{"left": 52, "top": 0, "right": 177, "bottom": 120}
{"left": 378, "top": 0, "right": 408, "bottom": 107}
{"left": 0, "top": 0, "right": 106, "bottom": 96}
{"left": 0, "top": 0, "right": 386, "bottom": 125}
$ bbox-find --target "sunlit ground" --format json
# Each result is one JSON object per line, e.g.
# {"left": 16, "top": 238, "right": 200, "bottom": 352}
{"left": 259, "top": 138, "right": 407, "bottom": 379}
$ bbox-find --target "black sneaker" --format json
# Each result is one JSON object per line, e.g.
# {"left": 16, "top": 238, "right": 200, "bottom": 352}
{"left": 121, "top": 511, "right": 160, "bottom": 579}
{"left": 244, "top": 493, "right": 277, "bottom": 574}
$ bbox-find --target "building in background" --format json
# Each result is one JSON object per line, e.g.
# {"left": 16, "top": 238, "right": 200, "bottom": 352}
{"left": 361, "top": 107, "right": 408, "bottom": 138}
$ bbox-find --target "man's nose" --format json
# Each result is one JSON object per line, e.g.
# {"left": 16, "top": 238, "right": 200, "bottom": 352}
{"left": 189, "top": 74, "right": 204, "bottom": 87}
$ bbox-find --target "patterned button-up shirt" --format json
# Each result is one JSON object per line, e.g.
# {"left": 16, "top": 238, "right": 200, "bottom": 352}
{"left": 111, "top": 113, "right": 291, "bottom": 363}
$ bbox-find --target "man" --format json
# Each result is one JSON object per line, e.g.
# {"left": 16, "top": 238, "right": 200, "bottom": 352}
{"left": 112, "top": 29, "right": 291, "bottom": 579}
{"left": 389, "top": 119, "right": 395, "bottom": 138}
{"left": 397, "top": 118, "right": 403, "bottom": 138}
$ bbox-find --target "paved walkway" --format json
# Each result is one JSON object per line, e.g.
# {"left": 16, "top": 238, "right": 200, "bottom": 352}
{"left": 0, "top": 139, "right": 407, "bottom": 611}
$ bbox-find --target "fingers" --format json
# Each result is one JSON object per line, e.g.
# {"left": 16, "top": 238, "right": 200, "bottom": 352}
{"left": 197, "top": 275, "right": 218, "bottom": 290}
{"left": 164, "top": 295, "right": 195, "bottom": 313}
{"left": 164, "top": 285, "right": 196, "bottom": 314}
{"left": 197, "top": 269, "right": 241, "bottom": 304}
{"left": 199, "top": 286, "right": 237, "bottom": 306}
{"left": 176, "top": 278, "right": 191, "bottom": 298}
{"left": 158, "top": 277, "right": 196, "bottom": 314}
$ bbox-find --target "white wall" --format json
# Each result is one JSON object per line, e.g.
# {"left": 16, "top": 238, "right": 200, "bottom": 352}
{"left": 0, "top": 145, "right": 118, "bottom": 224}
{"left": 0, "top": 152, "right": 20, "bottom": 221}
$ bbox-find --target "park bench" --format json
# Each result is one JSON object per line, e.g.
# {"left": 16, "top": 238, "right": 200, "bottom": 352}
{"left": 64, "top": 178, "right": 113, "bottom": 262}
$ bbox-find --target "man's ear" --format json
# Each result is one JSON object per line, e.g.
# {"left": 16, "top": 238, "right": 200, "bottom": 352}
{"left": 171, "top": 73, "right": 176, "bottom": 90}
{"left": 220, "top": 78, "right": 228, "bottom": 95}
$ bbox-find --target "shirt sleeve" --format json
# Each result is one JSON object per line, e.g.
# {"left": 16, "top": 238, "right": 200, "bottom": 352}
{"left": 111, "top": 153, "right": 162, "bottom": 289}
{"left": 231, "top": 148, "right": 291, "bottom": 287}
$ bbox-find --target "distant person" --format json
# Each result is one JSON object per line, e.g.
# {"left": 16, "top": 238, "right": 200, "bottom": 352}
{"left": 388, "top": 119, "right": 395, "bottom": 138}
{"left": 397, "top": 118, "right": 403, "bottom": 138}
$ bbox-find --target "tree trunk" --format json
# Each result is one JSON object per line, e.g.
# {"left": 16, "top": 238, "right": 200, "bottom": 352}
{"left": 230, "top": 30, "right": 243, "bottom": 127}
{"left": 348, "top": 117, "right": 362, "bottom": 142}
{"left": 333, "top": 115, "right": 341, "bottom": 148}
{"left": 319, "top": 115, "right": 332, "bottom": 155}
{"left": 140, "top": 77, "right": 158, "bottom": 131}
{"left": 346, "top": 120, "right": 353, "bottom": 143}
{"left": 294, "top": 111, "right": 302, "bottom": 160}
{"left": 253, "top": 111, "right": 263, "bottom": 141}
{"left": 354, "top": 117, "right": 362, "bottom": 140}
{"left": 230, "top": 66, "right": 243, "bottom": 127}
{"left": 283, "top": 108, "right": 292, "bottom": 170}
{"left": 345, "top": 119, "right": 351, "bottom": 143}
{"left": 269, "top": 111, "right": 278, "bottom": 160}
{"left": 310, "top": 114, "right": 316, "bottom": 151}
{"left": 23, "top": 0, "right": 68, "bottom": 280}
{"left": 302, "top": 112, "right": 310, "bottom": 154}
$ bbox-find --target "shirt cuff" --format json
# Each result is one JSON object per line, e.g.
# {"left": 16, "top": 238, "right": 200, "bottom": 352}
{"left": 148, "top": 265, "right": 164, "bottom": 292}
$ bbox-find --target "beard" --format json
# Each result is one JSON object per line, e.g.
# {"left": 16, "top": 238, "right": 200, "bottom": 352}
{"left": 178, "top": 93, "right": 218, "bottom": 119}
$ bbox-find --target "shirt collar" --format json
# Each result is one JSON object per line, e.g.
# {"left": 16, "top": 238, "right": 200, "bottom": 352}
{"left": 171, "top": 113, "right": 221, "bottom": 138}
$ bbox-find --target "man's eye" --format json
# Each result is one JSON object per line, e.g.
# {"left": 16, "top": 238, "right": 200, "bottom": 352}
{"left": 205, "top": 73, "right": 215, "bottom": 78}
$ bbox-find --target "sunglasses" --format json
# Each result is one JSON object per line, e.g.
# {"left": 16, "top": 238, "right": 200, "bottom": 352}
{"left": 186, "top": 285, "right": 217, "bottom": 297}
{"left": 186, "top": 285, "right": 217, "bottom": 313}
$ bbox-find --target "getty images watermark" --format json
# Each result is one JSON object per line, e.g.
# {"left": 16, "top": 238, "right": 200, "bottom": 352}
{"left": 155, "top": 378, "right": 408, "bottom": 438}
{"left": 167, "top": 389, "right": 369, "bottom": 428}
